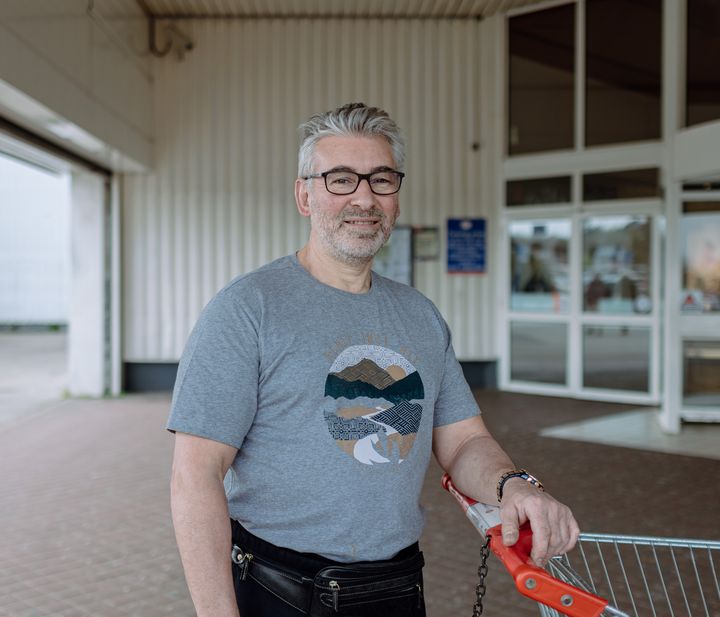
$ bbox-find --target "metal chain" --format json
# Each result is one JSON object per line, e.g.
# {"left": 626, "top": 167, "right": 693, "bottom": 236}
{"left": 472, "top": 536, "right": 491, "bottom": 617}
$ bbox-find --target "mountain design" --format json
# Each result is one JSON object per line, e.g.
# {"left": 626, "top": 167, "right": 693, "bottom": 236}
{"left": 323, "top": 345, "right": 425, "bottom": 466}
{"left": 325, "top": 370, "right": 424, "bottom": 403}
{"left": 330, "top": 359, "right": 396, "bottom": 390}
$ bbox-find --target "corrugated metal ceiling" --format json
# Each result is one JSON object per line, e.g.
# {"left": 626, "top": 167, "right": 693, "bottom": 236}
{"left": 131, "top": 0, "right": 546, "bottom": 18}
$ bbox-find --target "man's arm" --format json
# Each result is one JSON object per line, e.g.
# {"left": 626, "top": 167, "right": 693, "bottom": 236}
{"left": 433, "top": 415, "right": 579, "bottom": 567}
{"left": 171, "top": 432, "right": 240, "bottom": 617}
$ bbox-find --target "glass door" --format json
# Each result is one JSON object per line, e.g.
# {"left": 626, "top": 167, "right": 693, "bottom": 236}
{"left": 507, "top": 218, "right": 571, "bottom": 389}
{"left": 679, "top": 200, "right": 720, "bottom": 420}
{"left": 580, "top": 214, "right": 655, "bottom": 395}
{"left": 502, "top": 197, "right": 661, "bottom": 404}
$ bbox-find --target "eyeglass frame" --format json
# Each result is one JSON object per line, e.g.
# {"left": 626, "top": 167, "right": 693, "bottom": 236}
{"left": 302, "top": 168, "right": 406, "bottom": 196}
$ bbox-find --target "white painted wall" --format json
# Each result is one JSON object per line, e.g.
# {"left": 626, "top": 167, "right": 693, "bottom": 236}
{"left": 0, "top": 154, "right": 71, "bottom": 323}
{"left": 122, "top": 18, "right": 498, "bottom": 363}
{"left": 0, "top": 0, "right": 153, "bottom": 170}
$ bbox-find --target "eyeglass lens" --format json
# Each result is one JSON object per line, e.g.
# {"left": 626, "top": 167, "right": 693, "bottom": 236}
{"left": 325, "top": 171, "right": 402, "bottom": 195}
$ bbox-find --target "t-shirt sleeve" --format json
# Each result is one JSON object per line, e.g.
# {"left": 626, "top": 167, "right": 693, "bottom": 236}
{"left": 167, "top": 287, "right": 259, "bottom": 449}
{"left": 431, "top": 308, "right": 481, "bottom": 428}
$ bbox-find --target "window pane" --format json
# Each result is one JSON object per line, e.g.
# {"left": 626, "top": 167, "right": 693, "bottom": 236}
{"left": 682, "top": 210, "right": 720, "bottom": 313}
{"left": 682, "top": 181, "right": 720, "bottom": 192}
{"left": 510, "top": 220, "right": 570, "bottom": 313}
{"left": 511, "top": 322, "right": 567, "bottom": 385}
{"left": 585, "top": 0, "right": 662, "bottom": 146}
{"left": 583, "top": 325, "right": 650, "bottom": 392}
{"left": 506, "top": 176, "right": 572, "bottom": 206}
{"left": 583, "top": 168, "right": 660, "bottom": 201}
{"left": 683, "top": 201, "right": 720, "bottom": 214}
{"left": 583, "top": 216, "right": 652, "bottom": 314}
{"left": 687, "top": 0, "right": 720, "bottom": 127}
{"left": 508, "top": 5, "right": 575, "bottom": 155}
{"left": 684, "top": 341, "right": 720, "bottom": 407}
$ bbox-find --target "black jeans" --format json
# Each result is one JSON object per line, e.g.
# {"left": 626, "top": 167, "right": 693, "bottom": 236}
{"left": 230, "top": 520, "right": 426, "bottom": 617}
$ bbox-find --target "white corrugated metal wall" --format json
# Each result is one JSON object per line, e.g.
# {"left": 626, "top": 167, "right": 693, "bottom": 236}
{"left": 123, "top": 17, "right": 498, "bottom": 362}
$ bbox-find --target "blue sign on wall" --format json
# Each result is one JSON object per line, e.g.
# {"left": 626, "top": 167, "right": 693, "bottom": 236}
{"left": 447, "top": 218, "right": 486, "bottom": 274}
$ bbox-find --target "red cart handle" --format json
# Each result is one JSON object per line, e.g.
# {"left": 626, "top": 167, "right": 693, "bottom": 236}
{"left": 442, "top": 473, "right": 608, "bottom": 617}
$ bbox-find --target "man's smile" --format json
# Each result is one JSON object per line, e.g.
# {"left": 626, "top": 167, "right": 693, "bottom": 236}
{"left": 343, "top": 218, "right": 380, "bottom": 226}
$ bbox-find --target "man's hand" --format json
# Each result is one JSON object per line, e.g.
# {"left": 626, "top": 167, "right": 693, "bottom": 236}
{"left": 499, "top": 480, "right": 580, "bottom": 567}
{"left": 433, "top": 415, "right": 580, "bottom": 567}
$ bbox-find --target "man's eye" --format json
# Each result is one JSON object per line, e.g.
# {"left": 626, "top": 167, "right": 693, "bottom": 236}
{"left": 370, "top": 177, "right": 392, "bottom": 185}
{"left": 329, "top": 175, "right": 356, "bottom": 185}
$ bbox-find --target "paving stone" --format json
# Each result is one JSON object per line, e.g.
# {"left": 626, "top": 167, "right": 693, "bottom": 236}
{"left": 1, "top": 391, "right": 718, "bottom": 617}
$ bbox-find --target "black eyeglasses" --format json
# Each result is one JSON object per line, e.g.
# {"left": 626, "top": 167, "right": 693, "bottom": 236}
{"left": 303, "top": 169, "right": 405, "bottom": 195}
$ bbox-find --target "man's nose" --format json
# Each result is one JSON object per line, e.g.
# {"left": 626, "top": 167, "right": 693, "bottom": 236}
{"left": 350, "top": 178, "right": 378, "bottom": 207}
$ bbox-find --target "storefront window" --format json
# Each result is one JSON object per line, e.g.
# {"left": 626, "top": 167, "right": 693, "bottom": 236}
{"left": 585, "top": 0, "right": 662, "bottom": 146}
{"left": 506, "top": 176, "right": 572, "bottom": 206}
{"left": 583, "top": 169, "right": 660, "bottom": 202}
{"left": 508, "top": 5, "right": 575, "bottom": 155}
{"left": 583, "top": 216, "right": 652, "bottom": 314}
{"left": 510, "top": 321, "right": 567, "bottom": 385}
{"left": 683, "top": 341, "right": 720, "bottom": 407}
{"left": 583, "top": 325, "right": 650, "bottom": 392}
{"left": 510, "top": 220, "right": 570, "bottom": 313}
{"left": 687, "top": 0, "right": 720, "bottom": 127}
{"left": 682, "top": 206, "right": 720, "bottom": 313}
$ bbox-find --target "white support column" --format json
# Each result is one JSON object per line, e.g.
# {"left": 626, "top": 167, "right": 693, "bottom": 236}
{"left": 110, "top": 175, "right": 122, "bottom": 396}
{"left": 660, "top": 0, "right": 685, "bottom": 433}
{"left": 68, "top": 172, "right": 107, "bottom": 397}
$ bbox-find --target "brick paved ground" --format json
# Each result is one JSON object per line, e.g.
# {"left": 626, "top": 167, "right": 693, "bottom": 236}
{"left": 1, "top": 391, "right": 718, "bottom": 617}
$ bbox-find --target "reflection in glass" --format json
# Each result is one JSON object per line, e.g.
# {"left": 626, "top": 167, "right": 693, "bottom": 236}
{"left": 585, "top": 0, "right": 661, "bottom": 146}
{"left": 506, "top": 176, "right": 572, "bottom": 206}
{"left": 682, "top": 211, "right": 720, "bottom": 313}
{"left": 508, "top": 5, "right": 575, "bottom": 155}
{"left": 583, "top": 216, "right": 651, "bottom": 314}
{"left": 510, "top": 322, "right": 567, "bottom": 385}
{"left": 687, "top": 0, "right": 720, "bottom": 127}
{"left": 510, "top": 220, "right": 570, "bottom": 313}
{"left": 583, "top": 325, "right": 650, "bottom": 392}
{"left": 583, "top": 168, "right": 660, "bottom": 201}
{"left": 683, "top": 341, "right": 720, "bottom": 407}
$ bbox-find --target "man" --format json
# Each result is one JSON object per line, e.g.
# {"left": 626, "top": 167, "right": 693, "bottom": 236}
{"left": 168, "top": 102, "right": 579, "bottom": 617}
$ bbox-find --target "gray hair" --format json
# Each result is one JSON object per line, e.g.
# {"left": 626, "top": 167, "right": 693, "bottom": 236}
{"left": 297, "top": 102, "right": 405, "bottom": 177}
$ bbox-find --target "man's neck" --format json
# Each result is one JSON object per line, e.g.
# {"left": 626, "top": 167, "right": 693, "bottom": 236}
{"left": 296, "top": 244, "right": 373, "bottom": 294}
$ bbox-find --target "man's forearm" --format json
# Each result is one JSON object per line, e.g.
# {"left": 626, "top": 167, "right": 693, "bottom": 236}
{"left": 444, "top": 433, "right": 516, "bottom": 505}
{"left": 171, "top": 468, "right": 240, "bottom": 617}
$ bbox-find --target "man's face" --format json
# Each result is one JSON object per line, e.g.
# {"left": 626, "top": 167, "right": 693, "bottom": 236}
{"left": 296, "top": 135, "right": 401, "bottom": 265}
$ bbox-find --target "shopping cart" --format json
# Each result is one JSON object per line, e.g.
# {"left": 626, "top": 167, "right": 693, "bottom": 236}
{"left": 442, "top": 474, "right": 720, "bottom": 617}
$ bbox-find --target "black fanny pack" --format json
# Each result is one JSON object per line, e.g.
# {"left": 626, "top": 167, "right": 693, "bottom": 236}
{"left": 311, "top": 555, "right": 425, "bottom": 616}
{"left": 230, "top": 528, "right": 425, "bottom": 616}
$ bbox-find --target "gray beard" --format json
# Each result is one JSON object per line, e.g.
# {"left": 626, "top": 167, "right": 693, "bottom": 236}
{"left": 310, "top": 205, "right": 397, "bottom": 265}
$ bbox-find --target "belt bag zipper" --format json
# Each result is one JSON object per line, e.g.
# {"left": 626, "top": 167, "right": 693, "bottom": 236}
{"left": 316, "top": 572, "right": 422, "bottom": 611}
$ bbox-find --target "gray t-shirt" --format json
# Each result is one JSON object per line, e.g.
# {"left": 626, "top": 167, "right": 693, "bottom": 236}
{"left": 168, "top": 255, "right": 480, "bottom": 562}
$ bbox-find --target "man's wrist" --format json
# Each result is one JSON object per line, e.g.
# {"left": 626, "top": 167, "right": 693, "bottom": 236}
{"left": 496, "top": 468, "right": 544, "bottom": 502}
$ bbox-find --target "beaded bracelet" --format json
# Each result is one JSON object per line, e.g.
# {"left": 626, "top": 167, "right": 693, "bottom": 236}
{"left": 497, "top": 468, "right": 544, "bottom": 503}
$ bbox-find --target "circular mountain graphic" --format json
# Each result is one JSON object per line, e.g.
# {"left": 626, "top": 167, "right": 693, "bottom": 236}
{"left": 323, "top": 345, "right": 425, "bottom": 465}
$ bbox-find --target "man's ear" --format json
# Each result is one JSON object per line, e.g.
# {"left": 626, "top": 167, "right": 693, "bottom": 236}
{"left": 295, "top": 178, "right": 311, "bottom": 218}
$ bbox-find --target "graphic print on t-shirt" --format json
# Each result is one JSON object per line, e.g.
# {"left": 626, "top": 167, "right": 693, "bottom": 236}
{"left": 323, "top": 345, "right": 425, "bottom": 465}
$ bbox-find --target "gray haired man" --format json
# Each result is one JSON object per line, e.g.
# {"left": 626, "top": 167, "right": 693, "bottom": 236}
{"left": 168, "top": 102, "right": 579, "bottom": 617}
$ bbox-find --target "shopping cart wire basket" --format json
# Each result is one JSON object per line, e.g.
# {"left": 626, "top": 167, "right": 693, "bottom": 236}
{"left": 442, "top": 474, "right": 720, "bottom": 617}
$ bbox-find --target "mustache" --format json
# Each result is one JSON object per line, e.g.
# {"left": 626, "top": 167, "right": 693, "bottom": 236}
{"left": 340, "top": 208, "right": 386, "bottom": 219}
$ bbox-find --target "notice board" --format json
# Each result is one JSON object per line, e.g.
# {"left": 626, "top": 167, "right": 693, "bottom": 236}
{"left": 447, "top": 218, "right": 486, "bottom": 274}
